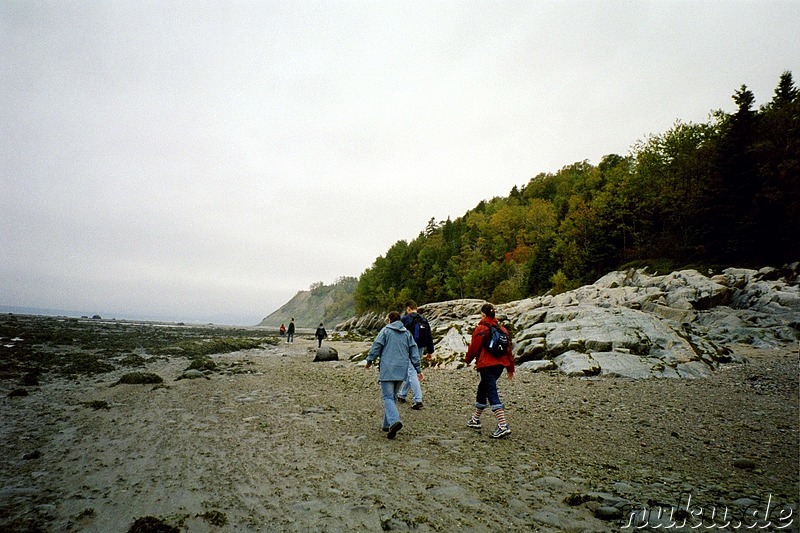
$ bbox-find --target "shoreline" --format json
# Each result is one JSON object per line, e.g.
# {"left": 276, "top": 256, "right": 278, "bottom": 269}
{"left": 1, "top": 328, "right": 797, "bottom": 531}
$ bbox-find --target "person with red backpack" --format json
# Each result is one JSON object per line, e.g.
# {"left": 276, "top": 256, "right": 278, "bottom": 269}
{"left": 464, "top": 303, "right": 514, "bottom": 438}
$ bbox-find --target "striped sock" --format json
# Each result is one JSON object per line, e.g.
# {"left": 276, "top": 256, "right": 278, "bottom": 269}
{"left": 471, "top": 407, "right": 484, "bottom": 422}
{"left": 494, "top": 408, "right": 508, "bottom": 429}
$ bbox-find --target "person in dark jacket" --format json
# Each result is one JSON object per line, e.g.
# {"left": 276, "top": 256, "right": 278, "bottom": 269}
{"left": 464, "top": 303, "right": 514, "bottom": 438}
{"left": 315, "top": 323, "right": 328, "bottom": 347}
{"left": 286, "top": 318, "right": 295, "bottom": 343}
{"left": 397, "top": 300, "right": 435, "bottom": 409}
{"left": 365, "top": 311, "right": 423, "bottom": 439}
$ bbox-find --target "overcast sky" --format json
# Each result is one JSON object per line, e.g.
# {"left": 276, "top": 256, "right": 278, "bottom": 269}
{"left": 2, "top": 1, "right": 798, "bottom": 325}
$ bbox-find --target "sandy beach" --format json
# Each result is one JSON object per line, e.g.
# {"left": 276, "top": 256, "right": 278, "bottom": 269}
{"left": 1, "top": 329, "right": 797, "bottom": 531}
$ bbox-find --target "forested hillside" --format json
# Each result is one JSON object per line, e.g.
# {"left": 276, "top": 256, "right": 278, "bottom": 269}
{"left": 355, "top": 72, "right": 800, "bottom": 314}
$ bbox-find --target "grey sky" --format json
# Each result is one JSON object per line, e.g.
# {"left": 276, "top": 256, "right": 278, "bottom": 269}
{"left": 2, "top": 1, "right": 798, "bottom": 325}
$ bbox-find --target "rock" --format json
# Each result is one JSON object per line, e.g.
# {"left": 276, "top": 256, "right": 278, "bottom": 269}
{"left": 21, "top": 372, "right": 40, "bottom": 386}
{"left": 128, "top": 516, "right": 180, "bottom": 533}
{"left": 594, "top": 505, "right": 623, "bottom": 520}
{"left": 430, "top": 328, "right": 470, "bottom": 368}
{"left": 313, "top": 346, "right": 339, "bottom": 362}
{"left": 732, "top": 458, "right": 757, "bottom": 470}
{"left": 186, "top": 357, "right": 216, "bottom": 371}
{"left": 341, "top": 264, "right": 799, "bottom": 379}
{"left": 517, "top": 359, "right": 556, "bottom": 372}
{"left": 530, "top": 508, "right": 584, "bottom": 531}
{"left": 553, "top": 351, "right": 601, "bottom": 377}
{"left": 590, "top": 352, "right": 678, "bottom": 379}
{"left": 83, "top": 400, "right": 110, "bottom": 410}
{"left": 731, "top": 497, "right": 759, "bottom": 508}
{"left": 111, "top": 372, "right": 164, "bottom": 386}
{"left": 175, "top": 369, "right": 210, "bottom": 381}
{"left": 675, "top": 361, "right": 714, "bottom": 379}
{"left": 756, "top": 266, "right": 781, "bottom": 281}
{"left": 335, "top": 312, "right": 386, "bottom": 334}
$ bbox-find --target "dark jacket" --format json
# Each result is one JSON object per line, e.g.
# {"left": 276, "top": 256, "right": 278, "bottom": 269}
{"left": 465, "top": 317, "right": 514, "bottom": 373}
{"left": 401, "top": 312, "right": 435, "bottom": 354}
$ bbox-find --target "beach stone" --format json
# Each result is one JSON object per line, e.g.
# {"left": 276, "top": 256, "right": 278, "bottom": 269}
{"left": 187, "top": 357, "right": 216, "bottom": 371}
{"left": 594, "top": 505, "right": 623, "bottom": 520}
{"left": 531, "top": 508, "right": 584, "bottom": 531}
{"left": 732, "top": 458, "right": 757, "bottom": 470}
{"left": 517, "top": 359, "right": 556, "bottom": 372}
{"left": 313, "top": 346, "right": 338, "bottom": 362}
{"left": 175, "top": 369, "right": 210, "bottom": 381}
{"left": 111, "top": 372, "right": 164, "bottom": 386}
{"left": 21, "top": 372, "right": 40, "bottom": 386}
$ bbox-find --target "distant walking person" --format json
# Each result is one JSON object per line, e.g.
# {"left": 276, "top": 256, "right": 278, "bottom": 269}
{"left": 287, "top": 318, "right": 295, "bottom": 343}
{"left": 398, "top": 300, "right": 435, "bottom": 409}
{"left": 279, "top": 324, "right": 286, "bottom": 337}
{"left": 315, "top": 323, "right": 328, "bottom": 347}
{"left": 464, "top": 303, "right": 514, "bottom": 438}
{"left": 365, "top": 311, "right": 423, "bottom": 439}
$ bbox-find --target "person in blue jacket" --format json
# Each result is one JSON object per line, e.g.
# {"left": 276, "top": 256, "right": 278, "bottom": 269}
{"left": 365, "top": 311, "right": 424, "bottom": 439}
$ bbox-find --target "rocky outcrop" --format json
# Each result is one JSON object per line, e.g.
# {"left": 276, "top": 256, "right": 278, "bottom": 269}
{"left": 335, "top": 312, "right": 388, "bottom": 335}
{"left": 338, "top": 264, "right": 799, "bottom": 379}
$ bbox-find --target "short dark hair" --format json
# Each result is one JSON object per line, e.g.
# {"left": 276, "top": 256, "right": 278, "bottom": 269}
{"left": 404, "top": 300, "right": 417, "bottom": 310}
{"left": 481, "top": 303, "right": 495, "bottom": 318}
{"left": 388, "top": 311, "right": 401, "bottom": 322}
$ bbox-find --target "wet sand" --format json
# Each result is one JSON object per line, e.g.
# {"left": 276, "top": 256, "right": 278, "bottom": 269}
{"left": 1, "top": 335, "right": 797, "bottom": 531}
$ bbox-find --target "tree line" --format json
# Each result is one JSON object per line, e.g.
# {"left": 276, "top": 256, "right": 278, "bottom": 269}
{"left": 354, "top": 72, "right": 800, "bottom": 314}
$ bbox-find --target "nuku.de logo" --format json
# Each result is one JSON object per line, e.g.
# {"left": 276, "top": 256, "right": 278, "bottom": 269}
{"left": 621, "top": 492, "right": 794, "bottom": 530}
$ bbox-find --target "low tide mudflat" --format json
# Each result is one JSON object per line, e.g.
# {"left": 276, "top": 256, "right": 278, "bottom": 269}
{"left": 1, "top": 314, "right": 797, "bottom": 531}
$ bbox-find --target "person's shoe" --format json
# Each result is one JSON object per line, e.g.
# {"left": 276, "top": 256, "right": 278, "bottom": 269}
{"left": 382, "top": 426, "right": 389, "bottom": 432}
{"left": 397, "top": 397, "right": 407, "bottom": 403}
{"left": 411, "top": 402, "right": 423, "bottom": 410}
{"left": 491, "top": 425, "right": 511, "bottom": 439}
{"left": 387, "top": 421, "right": 403, "bottom": 439}
{"left": 467, "top": 417, "right": 482, "bottom": 429}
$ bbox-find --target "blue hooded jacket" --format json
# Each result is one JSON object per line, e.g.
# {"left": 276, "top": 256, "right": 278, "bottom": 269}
{"left": 366, "top": 320, "right": 421, "bottom": 381}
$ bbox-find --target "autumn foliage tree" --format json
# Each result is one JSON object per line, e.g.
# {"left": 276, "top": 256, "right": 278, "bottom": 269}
{"left": 354, "top": 73, "right": 800, "bottom": 314}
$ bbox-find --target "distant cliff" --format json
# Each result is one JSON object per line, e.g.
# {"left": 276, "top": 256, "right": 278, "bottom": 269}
{"left": 257, "top": 277, "right": 357, "bottom": 329}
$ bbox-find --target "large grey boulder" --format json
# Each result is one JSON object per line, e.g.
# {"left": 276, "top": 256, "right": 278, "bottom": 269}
{"left": 313, "top": 346, "right": 339, "bottom": 362}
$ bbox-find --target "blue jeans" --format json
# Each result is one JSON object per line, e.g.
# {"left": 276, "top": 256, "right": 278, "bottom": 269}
{"left": 398, "top": 361, "right": 422, "bottom": 402}
{"left": 475, "top": 366, "right": 505, "bottom": 410}
{"left": 380, "top": 381, "right": 403, "bottom": 429}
